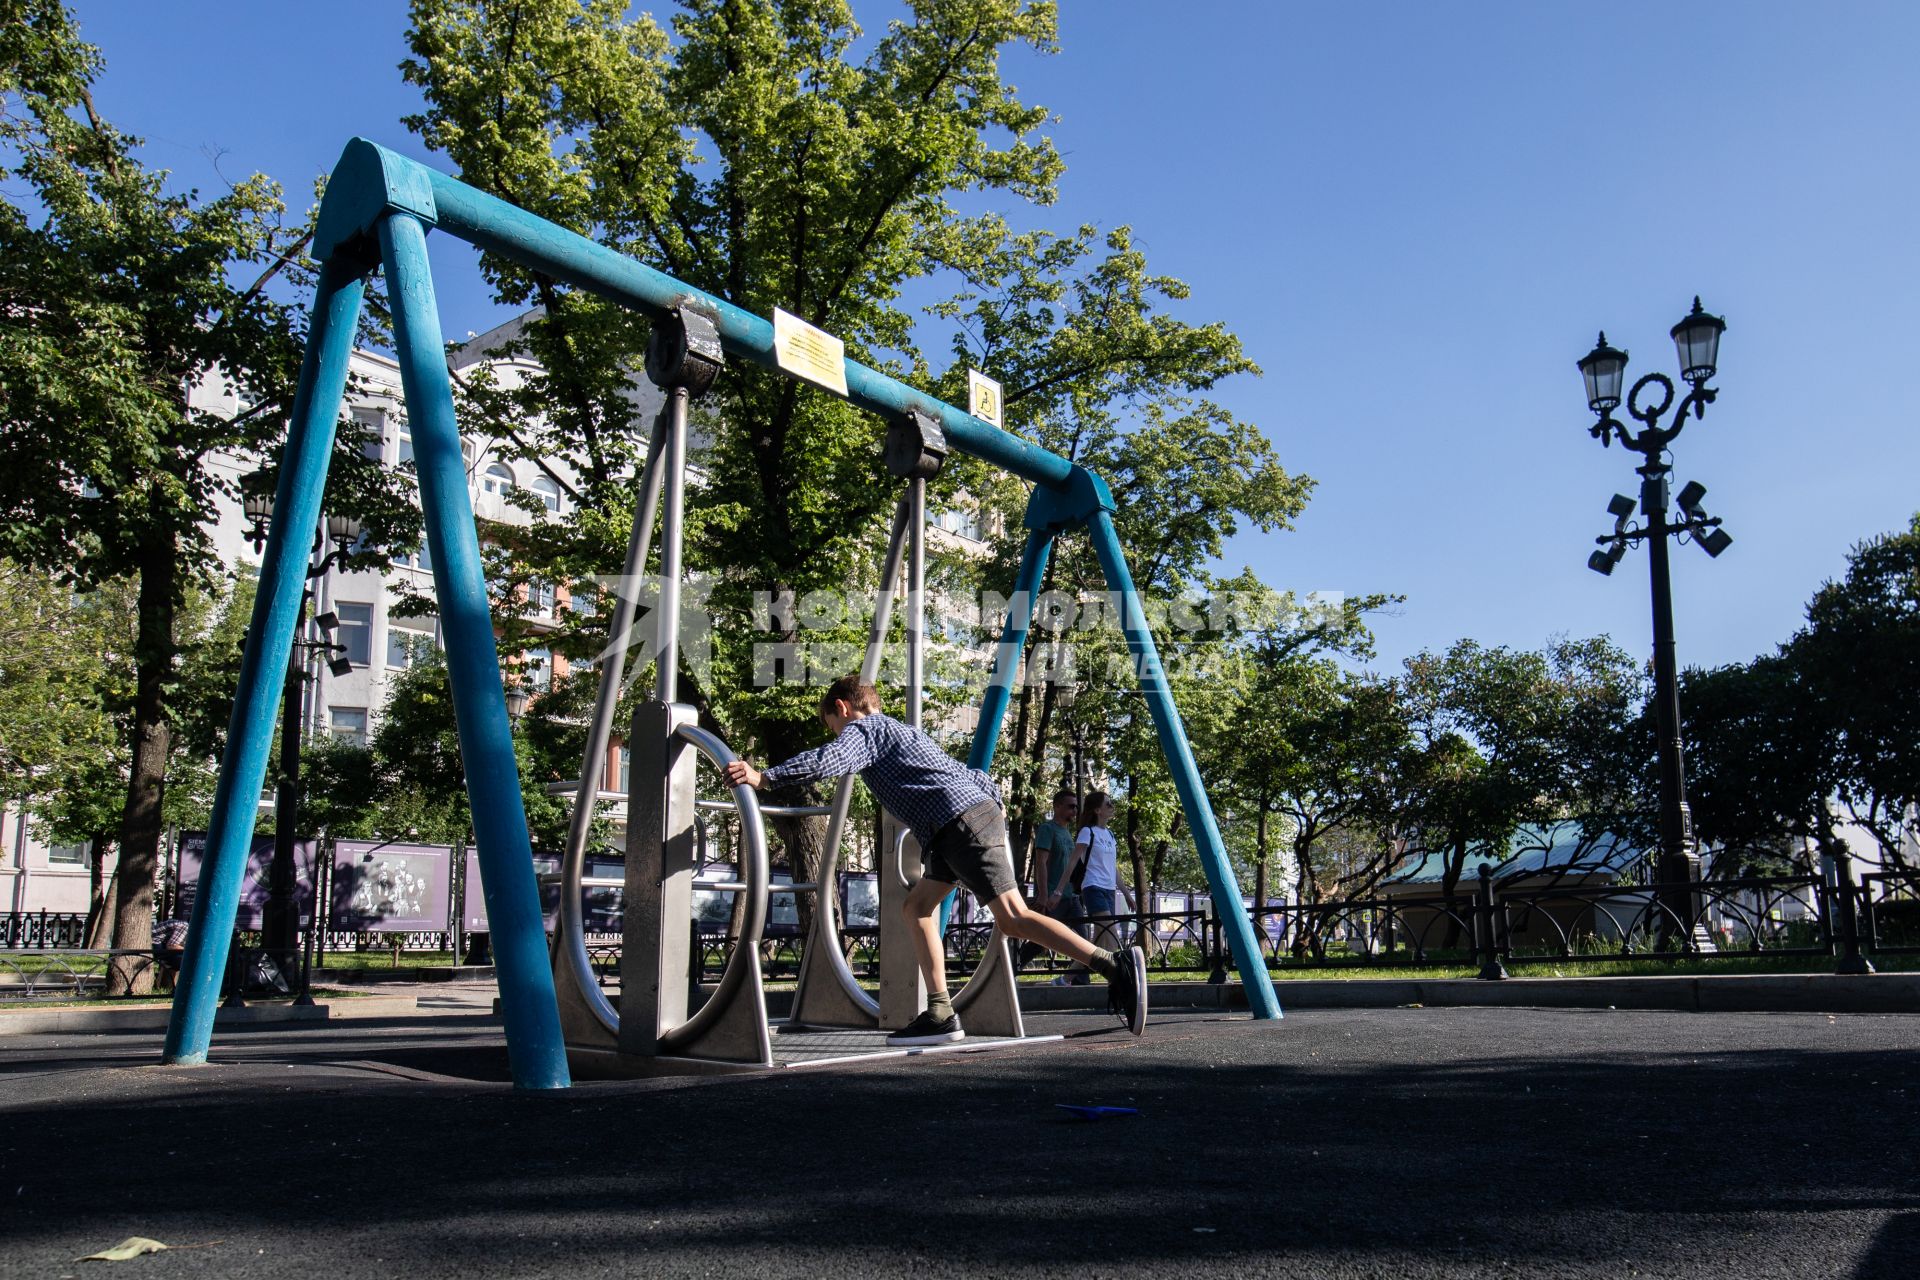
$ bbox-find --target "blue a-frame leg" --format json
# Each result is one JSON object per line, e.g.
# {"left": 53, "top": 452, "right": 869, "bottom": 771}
{"left": 377, "top": 213, "right": 570, "bottom": 1087}
{"left": 162, "top": 258, "right": 368, "bottom": 1067}
{"left": 966, "top": 474, "right": 1282, "bottom": 1020}
{"left": 163, "top": 215, "right": 570, "bottom": 1090}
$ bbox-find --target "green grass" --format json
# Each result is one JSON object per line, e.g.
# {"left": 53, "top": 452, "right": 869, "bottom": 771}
{"left": 0, "top": 953, "right": 113, "bottom": 977}
{"left": 312, "top": 950, "right": 461, "bottom": 971}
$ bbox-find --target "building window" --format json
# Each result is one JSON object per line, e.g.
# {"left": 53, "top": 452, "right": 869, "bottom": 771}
{"left": 397, "top": 533, "right": 433, "bottom": 573}
{"left": 566, "top": 585, "right": 597, "bottom": 618}
{"left": 396, "top": 423, "right": 414, "bottom": 467}
{"left": 529, "top": 579, "right": 556, "bottom": 616}
{"left": 934, "top": 506, "right": 982, "bottom": 542}
{"left": 47, "top": 839, "right": 90, "bottom": 866}
{"left": 351, "top": 407, "right": 385, "bottom": 463}
{"left": 483, "top": 462, "right": 515, "bottom": 496}
{"left": 530, "top": 474, "right": 562, "bottom": 513}
{"left": 329, "top": 706, "right": 369, "bottom": 746}
{"left": 617, "top": 745, "right": 630, "bottom": 794}
{"left": 335, "top": 602, "right": 374, "bottom": 667}
{"left": 387, "top": 619, "right": 436, "bottom": 669}
{"left": 527, "top": 647, "right": 552, "bottom": 693}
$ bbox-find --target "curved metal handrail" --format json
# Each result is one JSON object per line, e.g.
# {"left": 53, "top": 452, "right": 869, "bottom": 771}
{"left": 659, "top": 721, "right": 769, "bottom": 1054}
{"left": 695, "top": 798, "right": 832, "bottom": 817}
{"left": 555, "top": 714, "right": 772, "bottom": 1046}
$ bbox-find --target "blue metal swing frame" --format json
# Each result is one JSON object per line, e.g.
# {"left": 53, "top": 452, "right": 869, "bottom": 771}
{"left": 162, "top": 138, "right": 1280, "bottom": 1090}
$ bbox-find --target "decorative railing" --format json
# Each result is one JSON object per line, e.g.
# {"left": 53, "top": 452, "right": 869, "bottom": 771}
{"left": 0, "top": 912, "right": 90, "bottom": 949}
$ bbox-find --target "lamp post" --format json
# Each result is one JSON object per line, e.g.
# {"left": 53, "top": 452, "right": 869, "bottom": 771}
{"left": 1576, "top": 298, "right": 1731, "bottom": 947}
{"left": 244, "top": 474, "right": 362, "bottom": 997}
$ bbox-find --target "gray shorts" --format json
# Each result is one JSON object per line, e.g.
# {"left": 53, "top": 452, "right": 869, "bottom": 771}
{"left": 922, "top": 800, "right": 1019, "bottom": 901}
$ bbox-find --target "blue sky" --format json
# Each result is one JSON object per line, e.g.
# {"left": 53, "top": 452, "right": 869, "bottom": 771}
{"left": 71, "top": 1, "right": 1920, "bottom": 676}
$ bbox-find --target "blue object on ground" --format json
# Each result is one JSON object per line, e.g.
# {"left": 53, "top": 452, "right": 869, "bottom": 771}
{"left": 1055, "top": 1104, "right": 1142, "bottom": 1120}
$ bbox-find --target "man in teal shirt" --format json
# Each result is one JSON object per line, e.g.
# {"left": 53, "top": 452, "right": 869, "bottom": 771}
{"left": 1030, "top": 789, "right": 1086, "bottom": 981}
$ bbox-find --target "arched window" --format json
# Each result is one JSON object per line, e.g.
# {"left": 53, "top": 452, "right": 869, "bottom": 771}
{"left": 483, "top": 462, "right": 515, "bottom": 496}
{"left": 530, "top": 473, "right": 562, "bottom": 513}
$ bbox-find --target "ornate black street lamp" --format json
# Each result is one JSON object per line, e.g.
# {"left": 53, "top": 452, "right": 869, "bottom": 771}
{"left": 1577, "top": 298, "right": 1731, "bottom": 946}
{"left": 243, "top": 474, "right": 363, "bottom": 997}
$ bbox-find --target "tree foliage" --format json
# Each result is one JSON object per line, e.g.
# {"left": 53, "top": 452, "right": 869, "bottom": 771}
{"left": 397, "top": 0, "right": 1327, "bottom": 923}
{"left": 1393, "top": 637, "right": 1644, "bottom": 908}
{"left": 0, "top": 1, "right": 405, "bottom": 989}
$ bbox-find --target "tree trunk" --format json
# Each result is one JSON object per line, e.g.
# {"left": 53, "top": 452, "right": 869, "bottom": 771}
{"left": 1005, "top": 668, "right": 1036, "bottom": 881}
{"left": 1293, "top": 833, "right": 1320, "bottom": 959}
{"left": 84, "top": 836, "right": 118, "bottom": 949}
{"left": 1123, "top": 776, "right": 1149, "bottom": 937}
{"left": 1006, "top": 552, "right": 1061, "bottom": 888}
{"left": 1254, "top": 804, "right": 1270, "bottom": 925}
{"left": 1438, "top": 839, "right": 1468, "bottom": 952}
{"left": 1015, "top": 673, "right": 1061, "bottom": 887}
{"left": 107, "top": 537, "right": 176, "bottom": 996}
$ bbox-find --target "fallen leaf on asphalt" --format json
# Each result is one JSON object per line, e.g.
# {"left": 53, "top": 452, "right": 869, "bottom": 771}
{"left": 79, "top": 1238, "right": 167, "bottom": 1262}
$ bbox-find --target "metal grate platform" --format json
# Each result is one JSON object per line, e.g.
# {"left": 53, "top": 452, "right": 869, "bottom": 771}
{"left": 771, "top": 1026, "right": 1063, "bottom": 1070}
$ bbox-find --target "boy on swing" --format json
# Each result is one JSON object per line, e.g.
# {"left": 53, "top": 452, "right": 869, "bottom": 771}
{"left": 723, "top": 675, "right": 1148, "bottom": 1045}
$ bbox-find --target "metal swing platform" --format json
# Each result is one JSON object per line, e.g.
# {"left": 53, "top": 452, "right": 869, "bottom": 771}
{"left": 566, "top": 1023, "right": 1066, "bottom": 1078}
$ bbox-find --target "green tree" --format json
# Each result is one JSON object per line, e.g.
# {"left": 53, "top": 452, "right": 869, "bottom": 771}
{"left": 399, "top": 0, "right": 1313, "bottom": 934}
{"left": 1677, "top": 655, "right": 1834, "bottom": 877}
{"left": 0, "top": 561, "right": 119, "bottom": 811}
{"left": 1394, "top": 637, "right": 1638, "bottom": 932}
{"left": 1264, "top": 668, "right": 1411, "bottom": 911}
{"left": 0, "top": 4, "right": 405, "bottom": 989}
{"left": 0, "top": 561, "right": 256, "bottom": 943}
{"left": 0, "top": 562, "right": 124, "bottom": 940}
{"left": 1794, "top": 516, "right": 1920, "bottom": 870}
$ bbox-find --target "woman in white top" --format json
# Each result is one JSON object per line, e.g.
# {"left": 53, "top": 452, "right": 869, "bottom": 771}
{"left": 1076, "top": 792, "right": 1124, "bottom": 950}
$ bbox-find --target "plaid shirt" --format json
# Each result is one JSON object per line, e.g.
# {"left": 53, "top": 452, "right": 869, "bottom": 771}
{"left": 760, "top": 712, "right": 1000, "bottom": 844}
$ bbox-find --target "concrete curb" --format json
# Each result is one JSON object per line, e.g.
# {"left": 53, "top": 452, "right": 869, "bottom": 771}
{"left": 0, "top": 994, "right": 420, "bottom": 1035}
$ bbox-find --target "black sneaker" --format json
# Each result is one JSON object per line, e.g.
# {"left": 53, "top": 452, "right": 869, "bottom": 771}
{"left": 886, "top": 1009, "right": 964, "bottom": 1046}
{"left": 1106, "top": 945, "right": 1148, "bottom": 1036}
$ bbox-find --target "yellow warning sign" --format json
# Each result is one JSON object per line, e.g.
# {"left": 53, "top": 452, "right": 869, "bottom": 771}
{"left": 967, "top": 369, "right": 1004, "bottom": 428}
{"left": 772, "top": 308, "right": 848, "bottom": 397}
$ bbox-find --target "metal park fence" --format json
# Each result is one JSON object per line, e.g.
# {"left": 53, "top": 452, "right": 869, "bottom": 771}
{"left": 670, "top": 862, "right": 1918, "bottom": 986}
{"left": 10, "top": 861, "right": 1913, "bottom": 996}
{"left": 1239, "top": 861, "right": 1908, "bottom": 979}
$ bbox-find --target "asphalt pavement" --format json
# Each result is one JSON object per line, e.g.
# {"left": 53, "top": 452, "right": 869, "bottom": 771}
{"left": 1, "top": 996, "right": 1916, "bottom": 1279}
